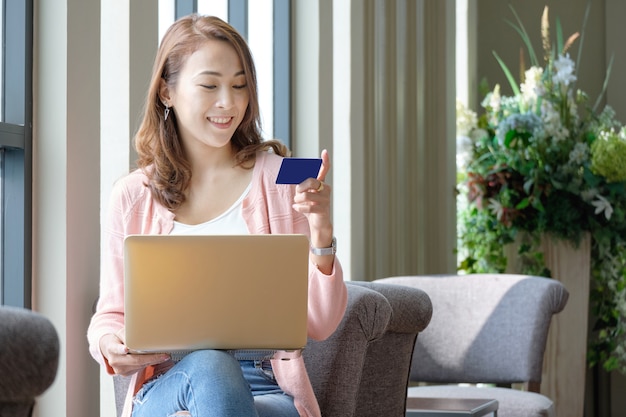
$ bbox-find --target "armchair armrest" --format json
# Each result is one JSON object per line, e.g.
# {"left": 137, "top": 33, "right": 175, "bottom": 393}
{"left": 0, "top": 306, "right": 59, "bottom": 414}
{"left": 303, "top": 283, "right": 393, "bottom": 416}
{"left": 351, "top": 281, "right": 433, "bottom": 417}
{"left": 352, "top": 281, "right": 433, "bottom": 334}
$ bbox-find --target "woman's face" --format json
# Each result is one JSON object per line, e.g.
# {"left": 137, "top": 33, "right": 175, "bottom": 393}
{"left": 166, "top": 39, "right": 249, "bottom": 152}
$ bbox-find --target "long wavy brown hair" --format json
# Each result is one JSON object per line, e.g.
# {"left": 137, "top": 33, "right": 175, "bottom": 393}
{"left": 134, "top": 14, "right": 288, "bottom": 210}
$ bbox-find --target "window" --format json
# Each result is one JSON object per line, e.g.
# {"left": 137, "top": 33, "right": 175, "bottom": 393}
{"left": 0, "top": 0, "right": 33, "bottom": 307}
{"left": 161, "top": 0, "right": 291, "bottom": 145}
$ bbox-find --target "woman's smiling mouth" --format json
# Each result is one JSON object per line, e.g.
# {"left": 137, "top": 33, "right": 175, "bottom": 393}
{"left": 208, "top": 116, "right": 234, "bottom": 127}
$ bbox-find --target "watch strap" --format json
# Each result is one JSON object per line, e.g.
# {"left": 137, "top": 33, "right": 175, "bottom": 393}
{"left": 310, "top": 237, "right": 337, "bottom": 256}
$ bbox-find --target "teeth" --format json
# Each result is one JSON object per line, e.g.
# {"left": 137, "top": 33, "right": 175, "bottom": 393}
{"left": 210, "top": 117, "right": 231, "bottom": 124}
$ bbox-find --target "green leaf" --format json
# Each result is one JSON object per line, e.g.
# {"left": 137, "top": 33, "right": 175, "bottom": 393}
{"left": 551, "top": 179, "right": 565, "bottom": 190}
{"left": 516, "top": 198, "right": 530, "bottom": 210}
{"left": 478, "top": 77, "right": 491, "bottom": 98}
{"left": 556, "top": 17, "right": 564, "bottom": 55}
{"left": 584, "top": 166, "right": 602, "bottom": 188}
{"left": 575, "top": 0, "right": 592, "bottom": 77}
{"left": 607, "top": 181, "right": 626, "bottom": 195}
{"left": 458, "top": 257, "right": 476, "bottom": 273}
{"left": 593, "top": 54, "right": 615, "bottom": 114}
{"left": 518, "top": 243, "right": 531, "bottom": 254}
{"left": 535, "top": 95, "right": 543, "bottom": 115}
{"left": 523, "top": 178, "right": 534, "bottom": 194}
{"left": 604, "top": 356, "right": 619, "bottom": 372}
{"left": 493, "top": 51, "right": 522, "bottom": 97}
{"left": 506, "top": 5, "right": 539, "bottom": 66}
{"left": 504, "top": 129, "right": 517, "bottom": 148}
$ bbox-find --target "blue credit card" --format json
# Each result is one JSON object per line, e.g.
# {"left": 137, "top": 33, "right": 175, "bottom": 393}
{"left": 275, "top": 158, "right": 323, "bottom": 184}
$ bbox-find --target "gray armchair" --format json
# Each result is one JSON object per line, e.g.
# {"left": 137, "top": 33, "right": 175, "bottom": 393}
{"left": 113, "top": 281, "right": 433, "bottom": 417}
{"left": 377, "top": 274, "right": 569, "bottom": 417}
{"left": 0, "top": 305, "right": 60, "bottom": 417}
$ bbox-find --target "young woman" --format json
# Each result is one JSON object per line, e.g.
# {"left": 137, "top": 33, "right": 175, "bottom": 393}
{"left": 88, "top": 14, "right": 347, "bottom": 417}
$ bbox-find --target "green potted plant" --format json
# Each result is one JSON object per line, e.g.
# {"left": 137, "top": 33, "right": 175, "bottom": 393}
{"left": 457, "top": 4, "right": 626, "bottom": 375}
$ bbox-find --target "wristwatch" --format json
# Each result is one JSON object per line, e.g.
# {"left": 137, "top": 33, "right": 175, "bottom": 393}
{"left": 310, "top": 237, "right": 337, "bottom": 256}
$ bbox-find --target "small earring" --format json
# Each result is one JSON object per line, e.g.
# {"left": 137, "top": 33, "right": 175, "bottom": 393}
{"left": 163, "top": 102, "right": 170, "bottom": 121}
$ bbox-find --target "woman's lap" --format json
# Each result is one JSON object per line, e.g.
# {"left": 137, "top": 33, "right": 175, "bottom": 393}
{"left": 131, "top": 350, "right": 297, "bottom": 417}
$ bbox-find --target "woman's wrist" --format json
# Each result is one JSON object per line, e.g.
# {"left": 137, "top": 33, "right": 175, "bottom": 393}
{"left": 309, "top": 235, "right": 336, "bottom": 274}
{"left": 309, "top": 224, "right": 333, "bottom": 248}
{"left": 310, "top": 237, "right": 336, "bottom": 256}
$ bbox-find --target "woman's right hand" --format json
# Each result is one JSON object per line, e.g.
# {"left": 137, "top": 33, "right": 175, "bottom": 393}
{"left": 99, "top": 333, "right": 171, "bottom": 376}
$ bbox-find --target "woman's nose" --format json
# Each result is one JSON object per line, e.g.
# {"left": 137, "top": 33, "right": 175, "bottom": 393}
{"left": 216, "top": 88, "right": 234, "bottom": 108}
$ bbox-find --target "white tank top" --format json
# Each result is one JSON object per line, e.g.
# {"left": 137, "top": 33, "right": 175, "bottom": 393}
{"left": 170, "top": 182, "right": 251, "bottom": 235}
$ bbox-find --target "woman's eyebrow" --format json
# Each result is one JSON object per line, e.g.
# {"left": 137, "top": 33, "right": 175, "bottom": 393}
{"left": 197, "top": 70, "right": 245, "bottom": 77}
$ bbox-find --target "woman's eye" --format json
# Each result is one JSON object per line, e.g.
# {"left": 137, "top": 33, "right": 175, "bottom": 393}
{"left": 233, "top": 84, "right": 247, "bottom": 90}
{"left": 201, "top": 84, "right": 216, "bottom": 90}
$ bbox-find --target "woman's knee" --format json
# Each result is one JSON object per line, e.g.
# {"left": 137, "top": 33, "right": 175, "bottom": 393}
{"left": 177, "top": 350, "right": 242, "bottom": 378}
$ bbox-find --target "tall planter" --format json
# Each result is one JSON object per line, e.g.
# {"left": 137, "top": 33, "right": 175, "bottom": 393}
{"left": 506, "top": 232, "right": 590, "bottom": 417}
{"left": 540, "top": 233, "right": 590, "bottom": 417}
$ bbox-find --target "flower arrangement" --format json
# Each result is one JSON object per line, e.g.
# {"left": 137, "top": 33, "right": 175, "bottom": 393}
{"left": 457, "top": 5, "right": 626, "bottom": 373}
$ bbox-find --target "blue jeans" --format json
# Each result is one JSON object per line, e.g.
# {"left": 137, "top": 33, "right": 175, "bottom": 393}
{"left": 131, "top": 350, "right": 298, "bottom": 417}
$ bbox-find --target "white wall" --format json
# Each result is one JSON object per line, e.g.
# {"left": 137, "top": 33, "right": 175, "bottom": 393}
{"left": 33, "top": 0, "right": 101, "bottom": 415}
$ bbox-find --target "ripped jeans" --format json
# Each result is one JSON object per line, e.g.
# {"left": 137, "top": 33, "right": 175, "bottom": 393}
{"left": 131, "top": 350, "right": 298, "bottom": 417}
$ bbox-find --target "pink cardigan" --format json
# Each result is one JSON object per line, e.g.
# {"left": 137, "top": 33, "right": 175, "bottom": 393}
{"left": 87, "top": 151, "right": 348, "bottom": 417}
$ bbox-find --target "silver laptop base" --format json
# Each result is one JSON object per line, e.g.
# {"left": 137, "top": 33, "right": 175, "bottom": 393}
{"left": 168, "top": 349, "right": 303, "bottom": 363}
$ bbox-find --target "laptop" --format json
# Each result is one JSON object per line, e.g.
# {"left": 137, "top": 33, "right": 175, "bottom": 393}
{"left": 123, "top": 234, "right": 309, "bottom": 359}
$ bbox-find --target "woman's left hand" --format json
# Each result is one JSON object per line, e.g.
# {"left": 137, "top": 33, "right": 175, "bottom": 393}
{"left": 292, "top": 149, "right": 335, "bottom": 273}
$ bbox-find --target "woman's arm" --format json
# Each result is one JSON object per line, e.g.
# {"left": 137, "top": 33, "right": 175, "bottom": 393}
{"left": 290, "top": 150, "right": 348, "bottom": 340}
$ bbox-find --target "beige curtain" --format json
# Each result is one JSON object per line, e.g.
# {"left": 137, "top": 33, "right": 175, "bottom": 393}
{"left": 294, "top": 0, "right": 457, "bottom": 281}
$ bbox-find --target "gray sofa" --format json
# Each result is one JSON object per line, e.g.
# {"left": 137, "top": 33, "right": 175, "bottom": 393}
{"left": 113, "top": 281, "right": 433, "bottom": 417}
{"left": 0, "top": 305, "right": 60, "bottom": 417}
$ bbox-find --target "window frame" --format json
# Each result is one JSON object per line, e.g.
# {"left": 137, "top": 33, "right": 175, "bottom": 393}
{"left": 0, "top": 0, "right": 33, "bottom": 308}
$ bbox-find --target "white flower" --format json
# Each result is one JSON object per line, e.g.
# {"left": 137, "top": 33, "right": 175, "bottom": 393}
{"left": 553, "top": 54, "right": 577, "bottom": 88}
{"left": 541, "top": 101, "right": 569, "bottom": 142}
{"left": 581, "top": 188, "right": 598, "bottom": 202}
{"left": 456, "top": 135, "right": 473, "bottom": 171}
{"left": 568, "top": 94, "right": 579, "bottom": 121}
{"left": 482, "top": 84, "right": 501, "bottom": 114}
{"left": 568, "top": 142, "right": 589, "bottom": 165}
{"left": 470, "top": 128, "right": 489, "bottom": 143}
{"left": 521, "top": 66, "right": 544, "bottom": 106}
{"left": 552, "top": 126, "right": 570, "bottom": 143}
{"left": 456, "top": 98, "right": 478, "bottom": 137}
{"left": 591, "top": 194, "right": 614, "bottom": 220}
{"left": 487, "top": 199, "right": 504, "bottom": 221}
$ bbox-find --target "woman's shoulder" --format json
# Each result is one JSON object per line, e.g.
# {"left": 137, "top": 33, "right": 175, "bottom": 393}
{"left": 254, "top": 149, "right": 284, "bottom": 173}
{"left": 109, "top": 169, "right": 151, "bottom": 207}
{"left": 247, "top": 150, "right": 293, "bottom": 202}
{"left": 113, "top": 169, "right": 149, "bottom": 190}
{"left": 252, "top": 150, "right": 286, "bottom": 186}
